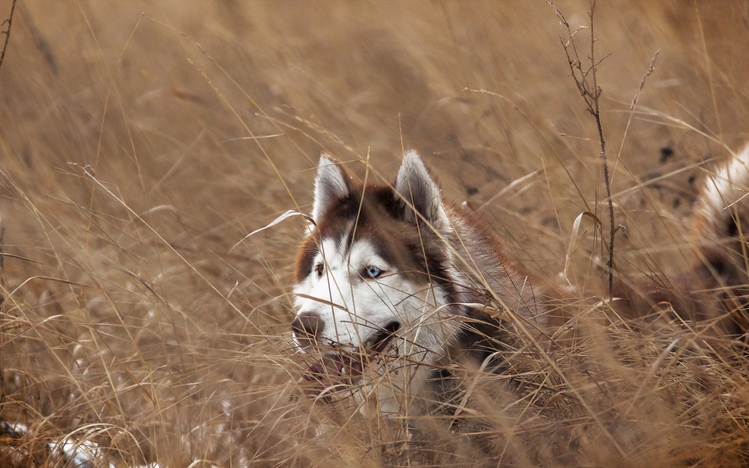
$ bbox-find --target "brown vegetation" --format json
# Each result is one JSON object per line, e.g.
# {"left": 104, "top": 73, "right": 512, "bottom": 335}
{"left": 1, "top": 1, "right": 749, "bottom": 466}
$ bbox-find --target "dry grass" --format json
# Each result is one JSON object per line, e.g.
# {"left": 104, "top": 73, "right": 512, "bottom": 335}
{"left": 1, "top": 0, "right": 749, "bottom": 466}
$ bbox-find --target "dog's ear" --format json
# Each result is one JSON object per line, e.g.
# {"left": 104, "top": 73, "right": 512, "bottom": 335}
{"left": 395, "top": 151, "right": 451, "bottom": 235}
{"left": 312, "top": 154, "right": 350, "bottom": 222}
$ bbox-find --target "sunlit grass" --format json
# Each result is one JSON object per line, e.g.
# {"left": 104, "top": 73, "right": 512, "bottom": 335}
{"left": 1, "top": 1, "right": 749, "bottom": 466}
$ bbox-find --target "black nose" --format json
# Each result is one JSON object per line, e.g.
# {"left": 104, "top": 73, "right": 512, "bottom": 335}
{"left": 292, "top": 311, "right": 324, "bottom": 350}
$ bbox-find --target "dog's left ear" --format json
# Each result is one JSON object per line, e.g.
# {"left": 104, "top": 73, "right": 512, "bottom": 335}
{"left": 395, "top": 151, "right": 451, "bottom": 235}
{"left": 312, "top": 154, "right": 350, "bottom": 223}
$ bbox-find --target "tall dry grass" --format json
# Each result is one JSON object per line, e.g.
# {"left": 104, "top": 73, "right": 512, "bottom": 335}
{"left": 1, "top": 1, "right": 749, "bottom": 466}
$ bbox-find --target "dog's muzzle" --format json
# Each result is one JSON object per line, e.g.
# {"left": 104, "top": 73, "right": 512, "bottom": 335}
{"left": 291, "top": 311, "right": 324, "bottom": 352}
{"left": 293, "top": 317, "right": 402, "bottom": 399}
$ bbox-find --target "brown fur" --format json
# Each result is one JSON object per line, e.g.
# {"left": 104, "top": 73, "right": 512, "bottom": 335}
{"left": 300, "top": 153, "right": 749, "bottom": 360}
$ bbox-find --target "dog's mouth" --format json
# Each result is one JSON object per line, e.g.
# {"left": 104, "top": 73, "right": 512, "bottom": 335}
{"left": 367, "top": 321, "right": 402, "bottom": 354}
{"left": 301, "top": 321, "right": 401, "bottom": 399}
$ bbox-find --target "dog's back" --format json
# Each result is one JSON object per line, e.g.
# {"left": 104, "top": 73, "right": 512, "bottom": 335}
{"left": 611, "top": 146, "right": 749, "bottom": 336}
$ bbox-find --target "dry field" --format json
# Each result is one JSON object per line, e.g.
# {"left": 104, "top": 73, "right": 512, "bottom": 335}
{"left": 1, "top": 1, "right": 749, "bottom": 466}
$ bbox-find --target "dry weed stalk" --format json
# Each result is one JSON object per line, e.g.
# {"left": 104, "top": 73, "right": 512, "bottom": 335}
{"left": 550, "top": 0, "right": 616, "bottom": 295}
{"left": 0, "top": 0, "right": 16, "bottom": 71}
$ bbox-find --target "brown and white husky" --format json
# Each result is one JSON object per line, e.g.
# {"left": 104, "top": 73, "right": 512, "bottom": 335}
{"left": 292, "top": 148, "right": 749, "bottom": 414}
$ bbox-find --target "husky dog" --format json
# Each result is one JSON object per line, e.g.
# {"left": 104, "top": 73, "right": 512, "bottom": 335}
{"left": 292, "top": 148, "right": 749, "bottom": 414}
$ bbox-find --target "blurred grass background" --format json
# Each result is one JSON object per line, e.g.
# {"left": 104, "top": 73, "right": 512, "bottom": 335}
{"left": 1, "top": 1, "right": 749, "bottom": 465}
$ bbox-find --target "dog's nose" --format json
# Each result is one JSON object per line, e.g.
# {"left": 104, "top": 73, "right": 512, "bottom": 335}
{"left": 292, "top": 311, "right": 324, "bottom": 350}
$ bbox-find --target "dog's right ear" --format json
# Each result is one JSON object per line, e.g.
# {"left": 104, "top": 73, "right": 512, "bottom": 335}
{"left": 312, "top": 154, "right": 350, "bottom": 222}
{"left": 395, "top": 150, "right": 451, "bottom": 236}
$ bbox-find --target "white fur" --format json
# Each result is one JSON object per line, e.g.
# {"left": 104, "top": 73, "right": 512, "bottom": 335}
{"left": 699, "top": 144, "right": 749, "bottom": 238}
{"left": 293, "top": 234, "right": 460, "bottom": 415}
{"left": 312, "top": 155, "right": 349, "bottom": 223}
{"left": 293, "top": 237, "right": 456, "bottom": 358}
{"left": 294, "top": 145, "right": 749, "bottom": 417}
{"left": 295, "top": 151, "right": 518, "bottom": 415}
{"left": 395, "top": 150, "right": 452, "bottom": 236}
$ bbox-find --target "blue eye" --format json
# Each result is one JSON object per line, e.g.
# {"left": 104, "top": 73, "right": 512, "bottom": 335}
{"left": 365, "top": 266, "right": 383, "bottom": 279}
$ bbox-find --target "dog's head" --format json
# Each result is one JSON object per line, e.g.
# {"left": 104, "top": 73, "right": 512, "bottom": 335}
{"left": 292, "top": 152, "right": 461, "bottom": 388}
